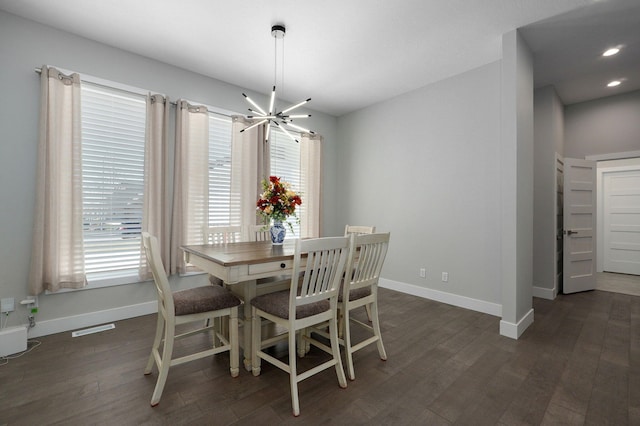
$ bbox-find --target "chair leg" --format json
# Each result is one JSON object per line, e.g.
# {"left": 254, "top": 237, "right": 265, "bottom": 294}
{"left": 289, "top": 330, "right": 300, "bottom": 416}
{"left": 371, "top": 301, "right": 387, "bottom": 361}
{"left": 297, "top": 329, "right": 307, "bottom": 358}
{"left": 365, "top": 304, "right": 372, "bottom": 322}
{"left": 329, "top": 312, "right": 348, "bottom": 388}
{"left": 229, "top": 308, "right": 240, "bottom": 377}
{"left": 251, "top": 307, "right": 261, "bottom": 377}
{"left": 342, "top": 306, "right": 356, "bottom": 381}
{"left": 150, "top": 322, "right": 175, "bottom": 407}
{"left": 144, "top": 313, "right": 164, "bottom": 375}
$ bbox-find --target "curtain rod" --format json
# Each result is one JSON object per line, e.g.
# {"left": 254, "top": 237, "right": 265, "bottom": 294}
{"left": 34, "top": 66, "right": 234, "bottom": 118}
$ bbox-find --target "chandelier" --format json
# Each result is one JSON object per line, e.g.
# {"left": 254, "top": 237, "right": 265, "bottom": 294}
{"left": 240, "top": 25, "right": 314, "bottom": 143}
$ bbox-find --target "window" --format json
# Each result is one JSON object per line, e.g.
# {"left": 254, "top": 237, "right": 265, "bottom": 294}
{"left": 207, "top": 114, "right": 237, "bottom": 226}
{"left": 270, "top": 129, "right": 302, "bottom": 237}
{"left": 81, "top": 83, "right": 147, "bottom": 282}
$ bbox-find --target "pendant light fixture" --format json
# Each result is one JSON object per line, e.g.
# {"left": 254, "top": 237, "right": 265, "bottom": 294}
{"left": 240, "top": 24, "right": 314, "bottom": 143}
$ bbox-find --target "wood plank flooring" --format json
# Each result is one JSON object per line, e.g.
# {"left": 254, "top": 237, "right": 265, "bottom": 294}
{"left": 1, "top": 287, "right": 638, "bottom": 425}
{"left": 596, "top": 272, "right": 640, "bottom": 297}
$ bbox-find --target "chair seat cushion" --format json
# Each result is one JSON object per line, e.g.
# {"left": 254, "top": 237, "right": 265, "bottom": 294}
{"left": 338, "top": 282, "right": 371, "bottom": 302}
{"left": 173, "top": 285, "right": 241, "bottom": 316}
{"left": 251, "top": 290, "right": 330, "bottom": 319}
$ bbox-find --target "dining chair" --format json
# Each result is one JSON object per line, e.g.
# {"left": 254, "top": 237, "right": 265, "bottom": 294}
{"left": 344, "top": 224, "right": 376, "bottom": 322}
{"left": 203, "top": 225, "right": 243, "bottom": 244}
{"left": 250, "top": 237, "right": 349, "bottom": 416}
{"left": 246, "top": 224, "right": 270, "bottom": 242}
{"left": 203, "top": 226, "right": 243, "bottom": 286}
{"left": 344, "top": 224, "right": 376, "bottom": 236}
{"left": 339, "top": 232, "right": 390, "bottom": 380}
{"left": 141, "top": 232, "right": 241, "bottom": 407}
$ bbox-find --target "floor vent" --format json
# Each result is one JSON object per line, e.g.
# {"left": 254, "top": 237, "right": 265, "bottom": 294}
{"left": 71, "top": 323, "right": 115, "bottom": 338}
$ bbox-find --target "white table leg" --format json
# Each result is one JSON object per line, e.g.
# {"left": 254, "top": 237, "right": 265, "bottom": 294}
{"left": 229, "top": 279, "right": 257, "bottom": 372}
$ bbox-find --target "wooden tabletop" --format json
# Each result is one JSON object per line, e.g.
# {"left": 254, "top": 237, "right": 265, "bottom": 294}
{"left": 181, "top": 240, "right": 299, "bottom": 267}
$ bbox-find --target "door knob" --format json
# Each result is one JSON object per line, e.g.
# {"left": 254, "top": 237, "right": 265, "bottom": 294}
{"left": 566, "top": 230, "right": 577, "bottom": 236}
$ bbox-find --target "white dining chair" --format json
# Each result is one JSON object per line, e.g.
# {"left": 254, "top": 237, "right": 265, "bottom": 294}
{"left": 246, "top": 224, "right": 270, "bottom": 242}
{"left": 344, "top": 224, "right": 376, "bottom": 322}
{"left": 203, "top": 225, "right": 243, "bottom": 244}
{"left": 339, "top": 232, "right": 390, "bottom": 380}
{"left": 250, "top": 237, "right": 349, "bottom": 416}
{"left": 344, "top": 224, "right": 376, "bottom": 236}
{"left": 203, "top": 226, "right": 243, "bottom": 286}
{"left": 142, "top": 232, "right": 241, "bottom": 407}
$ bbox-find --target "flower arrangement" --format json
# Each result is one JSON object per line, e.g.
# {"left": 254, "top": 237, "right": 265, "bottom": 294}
{"left": 256, "top": 176, "right": 302, "bottom": 227}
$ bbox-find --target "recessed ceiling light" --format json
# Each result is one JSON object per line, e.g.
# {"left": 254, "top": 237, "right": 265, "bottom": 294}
{"left": 607, "top": 80, "right": 621, "bottom": 87}
{"left": 603, "top": 47, "right": 620, "bottom": 57}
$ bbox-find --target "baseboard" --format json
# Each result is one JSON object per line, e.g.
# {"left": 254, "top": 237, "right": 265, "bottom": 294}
{"left": 379, "top": 278, "right": 502, "bottom": 317}
{"left": 0, "top": 325, "right": 28, "bottom": 356}
{"left": 26, "top": 301, "right": 157, "bottom": 338}
{"left": 532, "top": 285, "right": 557, "bottom": 300}
{"left": 499, "top": 308, "right": 534, "bottom": 339}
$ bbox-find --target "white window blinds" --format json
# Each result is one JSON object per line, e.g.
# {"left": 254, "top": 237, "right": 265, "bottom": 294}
{"left": 81, "top": 83, "right": 147, "bottom": 280}
{"left": 270, "top": 129, "right": 302, "bottom": 237}
{"left": 208, "top": 114, "right": 237, "bottom": 226}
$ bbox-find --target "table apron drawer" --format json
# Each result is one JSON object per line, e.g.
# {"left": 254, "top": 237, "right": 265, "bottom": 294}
{"left": 248, "top": 260, "right": 293, "bottom": 275}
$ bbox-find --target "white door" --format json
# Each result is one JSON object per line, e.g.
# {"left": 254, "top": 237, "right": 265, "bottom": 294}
{"left": 563, "top": 158, "right": 597, "bottom": 294}
{"left": 603, "top": 169, "right": 640, "bottom": 275}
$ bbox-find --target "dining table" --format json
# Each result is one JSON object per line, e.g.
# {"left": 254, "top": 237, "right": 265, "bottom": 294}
{"left": 182, "top": 239, "right": 303, "bottom": 371}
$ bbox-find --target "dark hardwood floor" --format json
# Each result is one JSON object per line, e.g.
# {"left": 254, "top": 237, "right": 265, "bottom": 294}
{"left": 1, "top": 287, "right": 638, "bottom": 425}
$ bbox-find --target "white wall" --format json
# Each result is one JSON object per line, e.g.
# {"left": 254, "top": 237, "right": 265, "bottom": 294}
{"left": 533, "top": 86, "right": 564, "bottom": 298}
{"left": 565, "top": 89, "right": 640, "bottom": 158}
{"left": 0, "top": 11, "right": 338, "bottom": 336}
{"left": 336, "top": 61, "right": 503, "bottom": 314}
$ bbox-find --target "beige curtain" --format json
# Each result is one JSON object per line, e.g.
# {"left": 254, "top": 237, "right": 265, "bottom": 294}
{"left": 28, "top": 66, "right": 86, "bottom": 294}
{"left": 170, "top": 100, "right": 209, "bottom": 274}
{"left": 300, "top": 133, "right": 323, "bottom": 238}
{"left": 231, "top": 116, "right": 267, "bottom": 232}
{"left": 140, "top": 94, "right": 170, "bottom": 278}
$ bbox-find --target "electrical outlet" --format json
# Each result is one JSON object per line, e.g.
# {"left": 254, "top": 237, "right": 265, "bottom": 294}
{"left": 419, "top": 268, "right": 426, "bottom": 278}
{"left": 1, "top": 297, "right": 15, "bottom": 313}
{"left": 441, "top": 272, "right": 449, "bottom": 282}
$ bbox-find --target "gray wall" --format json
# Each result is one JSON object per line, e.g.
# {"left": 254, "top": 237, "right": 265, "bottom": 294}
{"left": 533, "top": 86, "right": 564, "bottom": 297}
{"left": 499, "top": 29, "right": 534, "bottom": 337}
{"left": 565, "top": 89, "right": 640, "bottom": 158}
{"left": 0, "top": 11, "right": 338, "bottom": 332}
{"left": 337, "top": 61, "right": 503, "bottom": 308}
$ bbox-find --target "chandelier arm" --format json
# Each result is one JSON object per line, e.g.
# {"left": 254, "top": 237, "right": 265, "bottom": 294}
{"left": 284, "top": 121, "right": 315, "bottom": 134}
{"left": 240, "top": 119, "right": 268, "bottom": 133}
{"left": 268, "top": 86, "right": 276, "bottom": 115}
{"left": 243, "top": 93, "right": 267, "bottom": 116}
{"left": 274, "top": 121, "right": 299, "bottom": 143}
{"left": 281, "top": 98, "right": 312, "bottom": 114}
{"left": 265, "top": 122, "right": 271, "bottom": 142}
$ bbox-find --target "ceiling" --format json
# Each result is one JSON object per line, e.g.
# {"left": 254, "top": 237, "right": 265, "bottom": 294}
{"left": 0, "top": 0, "right": 638, "bottom": 115}
{"left": 521, "top": 0, "right": 640, "bottom": 105}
